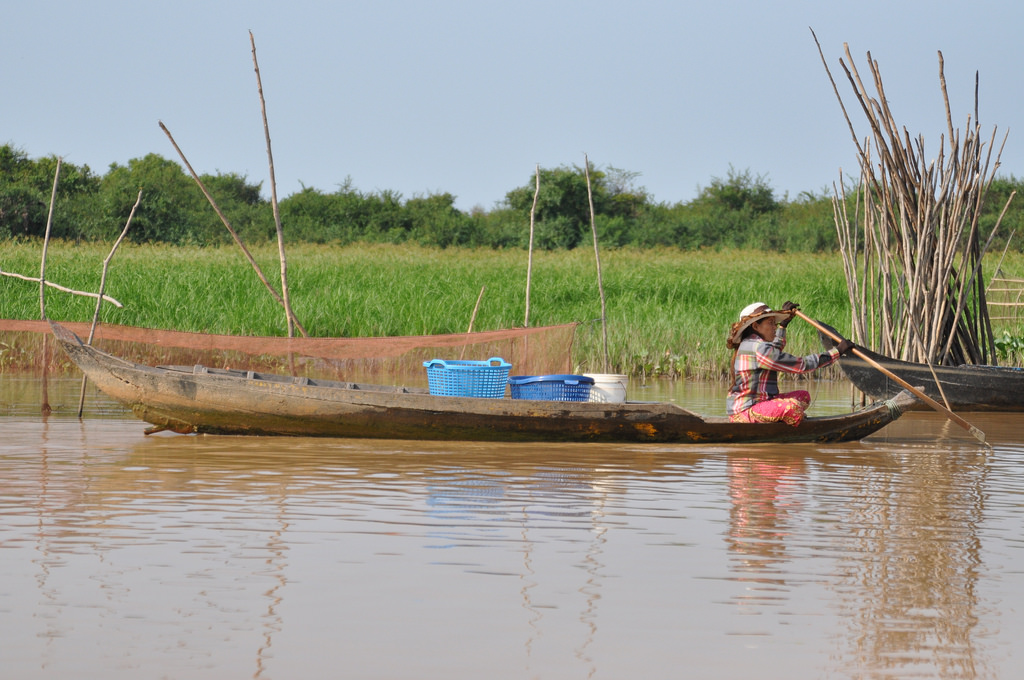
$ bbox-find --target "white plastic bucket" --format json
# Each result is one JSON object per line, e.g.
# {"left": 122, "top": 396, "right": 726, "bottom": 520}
{"left": 583, "top": 374, "right": 628, "bottom": 403}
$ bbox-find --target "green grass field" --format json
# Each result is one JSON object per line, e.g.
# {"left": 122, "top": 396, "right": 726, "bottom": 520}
{"left": 2, "top": 240, "right": 1021, "bottom": 377}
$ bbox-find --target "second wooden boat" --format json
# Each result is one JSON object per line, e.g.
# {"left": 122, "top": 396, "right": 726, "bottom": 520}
{"left": 819, "top": 324, "right": 1024, "bottom": 411}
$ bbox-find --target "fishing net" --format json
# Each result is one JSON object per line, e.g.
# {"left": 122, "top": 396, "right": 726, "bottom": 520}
{"left": 0, "top": 319, "right": 578, "bottom": 387}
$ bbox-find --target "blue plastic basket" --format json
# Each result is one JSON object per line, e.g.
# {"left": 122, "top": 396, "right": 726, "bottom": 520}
{"left": 508, "top": 374, "right": 594, "bottom": 402}
{"left": 423, "top": 357, "right": 512, "bottom": 398}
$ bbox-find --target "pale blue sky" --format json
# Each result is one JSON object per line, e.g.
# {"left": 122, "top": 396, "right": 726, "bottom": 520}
{"left": 5, "top": 0, "right": 1021, "bottom": 211}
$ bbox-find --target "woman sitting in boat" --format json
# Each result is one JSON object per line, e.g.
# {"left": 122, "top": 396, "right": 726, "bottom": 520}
{"left": 726, "top": 301, "right": 853, "bottom": 426}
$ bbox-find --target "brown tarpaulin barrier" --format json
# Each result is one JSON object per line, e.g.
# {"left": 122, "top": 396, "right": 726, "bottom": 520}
{"left": 0, "top": 319, "right": 578, "bottom": 387}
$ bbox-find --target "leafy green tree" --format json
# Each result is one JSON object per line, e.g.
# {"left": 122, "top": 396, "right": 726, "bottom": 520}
{"left": 0, "top": 145, "right": 100, "bottom": 239}
{"left": 198, "top": 172, "right": 272, "bottom": 244}
{"left": 775, "top": 190, "right": 837, "bottom": 252}
{"left": 279, "top": 186, "right": 343, "bottom": 243}
{"left": 504, "top": 163, "right": 651, "bottom": 250}
{"left": 979, "top": 175, "right": 1024, "bottom": 252}
{"left": 98, "top": 154, "right": 207, "bottom": 243}
{"left": 362, "top": 189, "right": 409, "bottom": 242}
{"left": 685, "top": 167, "right": 782, "bottom": 249}
{"left": 405, "top": 192, "right": 471, "bottom": 247}
{"left": 97, "top": 154, "right": 270, "bottom": 245}
{"left": 466, "top": 206, "right": 526, "bottom": 249}
{"left": 694, "top": 167, "right": 780, "bottom": 215}
{"left": 505, "top": 165, "right": 606, "bottom": 250}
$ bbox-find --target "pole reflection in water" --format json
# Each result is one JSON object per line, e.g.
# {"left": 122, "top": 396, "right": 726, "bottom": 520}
{"left": 0, "top": 379, "right": 1022, "bottom": 679}
{"left": 422, "top": 460, "right": 611, "bottom": 678}
{"left": 830, "top": 435, "right": 991, "bottom": 677}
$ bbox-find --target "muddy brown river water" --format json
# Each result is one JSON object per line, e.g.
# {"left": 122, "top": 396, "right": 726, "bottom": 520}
{"left": 1, "top": 377, "right": 1022, "bottom": 679}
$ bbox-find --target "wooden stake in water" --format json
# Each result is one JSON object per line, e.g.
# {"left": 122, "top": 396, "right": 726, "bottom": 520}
{"left": 38, "top": 158, "right": 61, "bottom": 417}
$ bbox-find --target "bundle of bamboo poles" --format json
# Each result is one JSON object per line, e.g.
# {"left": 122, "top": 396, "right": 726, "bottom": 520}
{"left": 815, "top": 34, "right": 1015, "bottom": 366}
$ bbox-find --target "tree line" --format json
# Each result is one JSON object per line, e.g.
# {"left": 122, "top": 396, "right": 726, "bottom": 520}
{"left": 2, "top": 144, "right": 1021, "bottom": 252}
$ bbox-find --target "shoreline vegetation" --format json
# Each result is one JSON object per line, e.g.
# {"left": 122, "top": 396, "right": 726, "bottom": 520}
{"left": 3, "top": 241, "right": 1023, "bottom": 379}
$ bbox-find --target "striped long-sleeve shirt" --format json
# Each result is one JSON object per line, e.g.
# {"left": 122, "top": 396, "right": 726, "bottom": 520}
{"left": 726, "top": 327, "right": 841, "bottom": 415}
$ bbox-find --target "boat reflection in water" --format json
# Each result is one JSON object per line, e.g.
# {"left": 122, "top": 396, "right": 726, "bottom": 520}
{"left": 1, "top": 393, "right": 1019, "bottom": 678}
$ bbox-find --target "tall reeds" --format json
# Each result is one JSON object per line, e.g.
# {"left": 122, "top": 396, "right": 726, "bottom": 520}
{"left": 814, "top": 33, "right": 1016, "bottom": 365}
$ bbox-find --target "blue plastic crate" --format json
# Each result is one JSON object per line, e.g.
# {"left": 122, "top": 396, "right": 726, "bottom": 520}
{"left": 508, "top": 374, "right": 594, "bottom": 402}
{"left": 423, "top": 357, "right": 511, "bottom": 398}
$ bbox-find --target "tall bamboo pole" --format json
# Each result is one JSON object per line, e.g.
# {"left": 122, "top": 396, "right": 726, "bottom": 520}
{"left": 584, "top": 154, "right": 610, "bottom": 372}
{"left": 250, "top": 31, "right": 299, "bottom": 338}
{"left": 524, "top": 164, "right": 539, "bottom": 328}
{"left": 39, "top": 157, "right": 62, "bottom": 320}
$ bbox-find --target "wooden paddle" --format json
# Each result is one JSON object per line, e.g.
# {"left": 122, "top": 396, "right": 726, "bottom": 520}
{"left": 793, "top": 309, "right": 987, "bottom": 444}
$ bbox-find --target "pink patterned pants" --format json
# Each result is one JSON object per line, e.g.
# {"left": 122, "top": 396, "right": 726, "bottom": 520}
{"left": 730, "top": 390, "right": 811, "bottom": 427}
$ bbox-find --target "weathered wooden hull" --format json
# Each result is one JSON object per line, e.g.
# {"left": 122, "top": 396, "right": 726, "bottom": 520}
{"left": 53, "top": 322, "right": 914, "bottom": 443}
{"left": 819, "top": 326, "right": 1024, "bottom": 411}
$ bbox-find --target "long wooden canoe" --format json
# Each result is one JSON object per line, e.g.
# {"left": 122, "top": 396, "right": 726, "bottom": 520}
{"left": 53, "top": 322, "right": 915, "bottom": 443}
{"left": 818, "top": 324, "right": 1024, "bottom": 411}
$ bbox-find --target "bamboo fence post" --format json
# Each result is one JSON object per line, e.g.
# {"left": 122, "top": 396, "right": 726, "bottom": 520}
{"left": 77, "top": 190, "right": 142, "bottom": 417}
{"left": 250, "top": 31, "right": 300, "bottom": 338}
{"left": 584, "top": 154, "right": 610, "bottom": 372}
{"left": 524, "top": 164, "right": 539, "bottom": 328}
{"left": 158, "top": 121, "right": 308, "bottom": 337}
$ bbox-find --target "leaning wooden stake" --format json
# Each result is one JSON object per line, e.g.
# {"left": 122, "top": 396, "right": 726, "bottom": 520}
{"left": 467, "top": 285, "right": 486, "bottom": 334}
{"left": 250, "top": 31, "right": 300, "bottom": 338}
{"left": 796, "top": 310, "right": 986, "bottom": 444}
{"left": 584, "top": 154, "right": 610, "bottom": 372}
{"left": 459, "top": 285, "right": 487, "bottom": 360}
{"left": 77, "top": 190, "right": 142, "bottom": 417}
{"left": 0, "top": 270, "right": 123, "bottom": 307}
{"left": 159, "top": 121, "right": 308, "bottom": 336}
